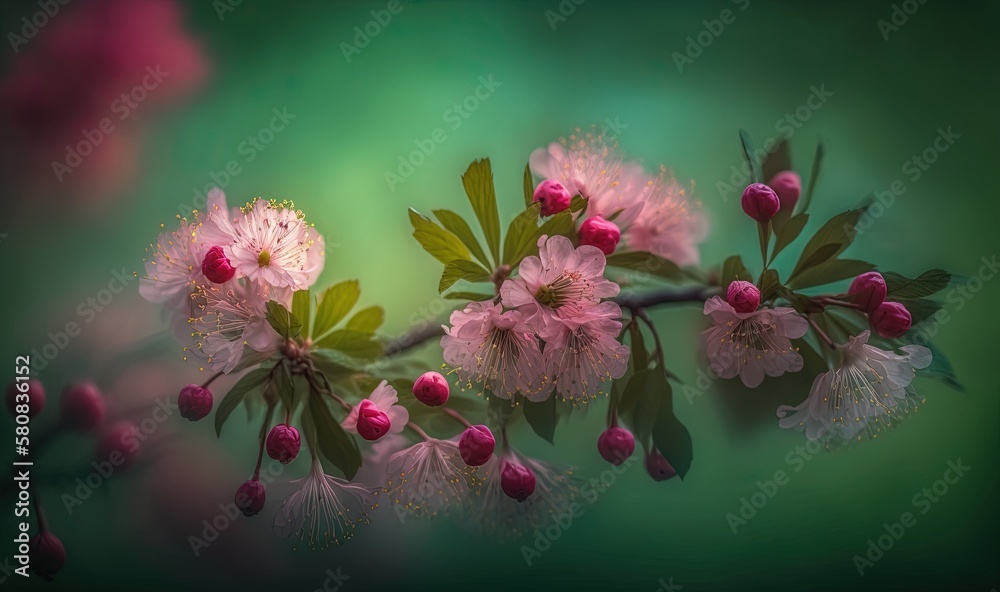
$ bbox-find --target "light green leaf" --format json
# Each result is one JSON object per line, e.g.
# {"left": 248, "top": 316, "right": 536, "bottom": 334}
{"left": 215, "top": 367, "right": 272, "bottom": 437}
{"left": 444, "top": 290, "right": 495, "bottom": 301}
{"left": 606, "top": 251, "right": 683, "bottom": 281}
{"left": 345, "top": 305, "right": 384, "bottom": 335}
{"left": 461, "top": 159, "right": 501, "bottom": 265}
{"left": 503, "top": 203, "right": 542, "bottom": 265}
{"left": 313, "top": 280, "right": 360, "bottom": 339}
{"left": 439, "top": 259, "right": 491, "bottom": 292}
{"left": 433, "top": 209, "right": 491, "bottom": 268}
{"left": 265, "top": 301, "right": 301, "bottom": 339}
{"left": 409, "top": 208, "right": 470, "bottom": 265}
{"left": 315, "top": 329, "right": 383, "bottom": 360}
{"left": 291, "top": 290, "right": 311, "bottom": 339}
{"left": 523, "top": 162, "right": 534, "bottom": 208}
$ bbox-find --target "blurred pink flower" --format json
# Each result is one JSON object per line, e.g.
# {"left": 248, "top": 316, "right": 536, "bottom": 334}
{"left": 623, "top": 169, "right": 706, "bottom": 266}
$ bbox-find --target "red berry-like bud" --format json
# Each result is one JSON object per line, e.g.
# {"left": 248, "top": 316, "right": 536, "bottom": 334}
{"left": 579, "top": 216, "right": 621, "bottom": 256}
{"left": 235, "top": 479, "right": 266, "bottom": 517}
{"left": 645, "top": 449, "right": 678, "bottom": 482}
{"left": 356, "top": 400, "right": 391, "bottom": 441}
{"left": 849, "top": 272, "right": 887, "bottom": 313}
{"left": 458, "top": 424, "right": 495, "bottom": 466}
{"left": 201, "top": 245, "right": 236, "bottom": 284}
{"left": 178, "top": 384, "right": 213, "bottom": 422}
{"left": 741, "top": 183, "right": 780, "bottom": 223}
{"left": 768, "top": 171, "right": 801, "bottom": 210}
{"left": 30, "top": 531, "right": 66, "bottom": 581}
{"left": 60, "top": 382, "right": 105, "bottom": 432}
{"left": 97, "top": 422, "right": 139, "bottom": 470}
{"left": 869, "top": 301, "right": 912, "bottom": 338}
{"left": 597, "top": 427, "right": 635, "bottom": 466}
{"left": 533, "top": 180, "right": 572, "bottom": 216}
{"left": 727, "top": 280, "right": 761, "bottom": 313}
{"left": 501, "top": 461, "right": 536, "bottom": 502}
{"left": 412, "top": 371, "right": 450, "bottom": 407}
{"left": 6, "top": 379, "right": 45, "bottom": 418}
{"left": 266, "top": 424, "right": 301, "bottom": 464}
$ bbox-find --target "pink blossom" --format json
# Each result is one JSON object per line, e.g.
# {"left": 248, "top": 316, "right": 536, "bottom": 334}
{"left": 188, "top": 279, "right": 280, "bottom": 373}
{"left": 624, "top": 170, "right": 706, "bottom": 267}
{"left": 342, "top": 380, "right": 409, "bottom": 437}
{"left": 529, "top": 128, "right": 628, "bottom": 206}
{"left": 383, "top": 437, "right": 478, "bottom": 518}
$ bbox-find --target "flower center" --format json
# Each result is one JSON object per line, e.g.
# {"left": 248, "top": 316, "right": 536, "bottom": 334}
{"left": 257, "top": 249, "right": 271, "bottom": 267}
{"left": 534, "top": 271, "right": 588, "bottom": 308}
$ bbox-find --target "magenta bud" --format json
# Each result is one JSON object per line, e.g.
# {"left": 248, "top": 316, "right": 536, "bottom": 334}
{"left": 459, "top": 424, "right": 495, "bottom": 466}
{"left": 533, "top": 180, "right": 572, "bottom": 216}
{"left": 356, "top": 400, "right": 391, "bottom": 441}
{"left": 6, "top": 379, "right": 46, "bottom": 418}
{"left": 177, "top": 384, "right": 213, "bottom": 422}
{"left": 30, "top": 531, "right": 66, "bottom": 581}
{"left": 201, "top": 245, "right": 236, "bottom": 284}
{"left": 266, "top": 424, "right": 301, "bottom": 464}
{"left": 597, "top": 427, "right": 635, "bottom": 466}
{"left": 579, "top": 216, "right": 621, "bottom": 256}
{"left": 97, "top": 422, "right": 139, "bottom": 470}
{"left": 741, "top": 183, "right": 780, "bottom": 223}
{"left": 869, "top": 301, "right": 912, "bottom": 339}
{"left": 645, "top": 449, "right": 678, "bottom": 482}
{"left": 60, "top": 382, "right": 105, "bottom": 432}
{"left": 412, "top": 371, "right": 450, "bottom": 407}
{"left": 848, "top": 272, "right": 887, "bottom": 313}
{"left": 727, "top": 280, "right": 761, "bottom": 313}
{"left": 500, "top": 461, "right": 536, "bottom": 502}
{"left": 768, "top": 171, "right": 801, "bottom": 210}
{"left": 235, "top": 479, "right": 266, "bottom": 517}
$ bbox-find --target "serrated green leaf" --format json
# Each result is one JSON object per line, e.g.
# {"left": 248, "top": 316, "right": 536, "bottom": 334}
{"left": 315, "top": 329, "right": 383, "bottom": 360}
{"left": 503, "top": 203, "right": 542, "bottom": 265}
{"left": 307, "top": 389, "right": 361, "bottom": 479}
{"left": 433, "top": 209, "right": 491, "bottom": 269}
{"left": 215, "top": 367, "right": 272, "bottom": 437}
{"left": 884, "top": 269, "right": 952, "bottom": 300}
{"left": 265, "top": 301, "right": 301, "bottom": 339}
{"left": 605, "top": 251, "right": 683, "bottom": 281}
{"left": 522, "top": 396, "right": 557, "bottom": 444}
{"left": 409, "top": 208, "right": 470, "bottom": 265}
{"left": 789, "top": 206, "right": 869, "bottom": 281}
{"left": 739, "top": 129, "right": 760, "bottom": 183}
{"left": 787, "top": 259, "right": 875, "bottom": 291}
{"left": 721, "top": 255, "right": 752, "bottom": 294}
{"left": 771, "top": 213, "right": 809, "bottom": 263}
{"left": 313, "top": 280, "right": 360, "bottom": 341}
{"left": 345, "top": 305, "right": 384, "bottom": 335}
{"left": 799, "top": 141, "right": 824, "bottom": 214}
{"left": 291, "top": 290, "right": 311, "bottom": 339}
{"left": 461, "top": 159, "right": 501, "bottom": 265}
{"left": 439, "top": 259, "right": 491, "bottom": 292}
{"left": 898, "top": 298, "right": 944, "bottom": 328}
{"left": 444, "top": 290, "right": 495, "bottom": 301}
{"left": 523, "top": 162, "right": 534, "bottom": 208}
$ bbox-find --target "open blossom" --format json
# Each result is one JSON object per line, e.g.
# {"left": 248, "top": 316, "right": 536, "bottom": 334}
{"left": 139, "top": 216, "right": 207, "bottom": 314}
{"left": 701, "top": 296, "right": 809, "bottom": 388}
{"left": 624, "top": 169, "right": 706, "bottom": 267}
{"left": 530, "top": 127, "right": 629, "bottom": 205}
{"left": 540, "top": 301, "right": 630, "bottom": 403}
{"left": 188, "top": 280, "right": 280, "bottom": 373}
{"left": 383, "top": 437, "right": 479, "bottom": 519}
{"left": 500, "top": 235, "right": 619, "bottom": 332}
{"left": 777, "top": 331, "right": 932, "bottom": 443}
{"left": 441, "top": 301, "right": 548, "bottom": 400}
{"left": 273, "top": 457, "right": 378, "bottom": 549}
{"left": 342, "top": 380, "right": 409, "bottom": 438}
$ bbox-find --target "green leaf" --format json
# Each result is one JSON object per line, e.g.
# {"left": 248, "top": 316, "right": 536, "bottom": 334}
{"left": 799, "top": 141, "right": 824, "bottom": 214}
{"left": 787, "top": 259, "right": 875, "bottom": 291}
{"left": 884, "top": 269, "right": 952, "bottom": 300}
{"left": 522, "top": 396, "right": 557, "bottom": 444}
{"left": 461, "top": 159, "right": 501, "bottom": 265}
{"left": 619, "top": 368, "right": 651, "bottom": 417}
{"left": 345, "top": 305, "right": 384, "bottom": 335}
{"left": 627, "top": 320, "right": 650, "bottom": 373}
{"left": 313, "top": 280, "right": 360, "bottom": 339}
{"left": 738, "top": 129, "right": 760, "bottom": 183}
{"left": 503, "top": 203, "right": 542, "bottom": 265}
{"left": 291, "top": 290, "right": 311, "bottom": 339}
{"left": 433, "top": 209, "right": 491, "bottom": 269}
{"left": 215, "top": 367, "right": 272, "bottom": 437}
{"left": 487, "top": 395, "right": 516, "bottom": 429}
{"left": 310, "top": 348, "right": 365, "bottom": 378}
{"left": 523, "top": 162, "right": 534, "bottom": 208}
{"left": 898, "top": 298, "right": 943, "bottom": 327}
{"left": 649, "top": 371, "right": 693, "bottom": 480}
{"left": 439, "top": 259, "right": 491, "bottom": 292}
{"left": 307, "top": 390, "right": 361, "bottom": 479}
{"left": 444, "top": 290, "right": 495, "bottom": 301}
{"left": 409, "top": 208, "right": 470, "bottom": 265}
{"left": 789, "top": 206, "right": 869, "bottom": 281}
{"left": 536, "top": 210, "right": 575, "bottom": 241}
{"left": 605, "top": 251, "right": 683, "bottom": 281}
{"left": 770, "top": 213, "right": 809, "bottom": 263}
{"left": 274, "top": 361, "right": 295, "bottom": 413}
{"left": 721, "top": 255, "right": 752, "bottom": 293}
{"left": 908, "top": 339, "right": 964, "bottom": 392}
{"left": 758, "top": 269, "right": 783, "bottom": 302}
{"left": 762, "top": 137, "right": 791, "bottom": 183}
{"left": 265, "top": 301, "right": 301, "bottom": 339}
{"left": 569, "top": 195, "right": 588, "bottom": 214}
{"left": 315, "top": 329, "right": 383, "bottom": 360}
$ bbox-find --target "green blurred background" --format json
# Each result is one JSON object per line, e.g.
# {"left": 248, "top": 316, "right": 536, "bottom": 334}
{"left": 1, "top": 0, "right": 998, "bottom": 590}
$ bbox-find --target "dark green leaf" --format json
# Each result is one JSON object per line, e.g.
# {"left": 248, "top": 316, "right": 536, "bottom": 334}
{"left": 345, "top": 305, "right": 384, "bottom": 335}
{"left": 215, "top": 367, "right": 272, "bottom": 437}
{"left": 799, "top": 141, "right": 824, "bottom": 214}
{"left": 503, "top": 203, "right": 542, "bottom": 265}
{"left": 627, "top": 320, "right": 650, "bottom": 373}
{"left": 758, "top": 269, "right": 783, "bottom": 302}
{"left": 409, "top": 208, "right": 470, "bottom": 265}
{"left": 907, "top": 339, "right": 964, "bottom": 392}
{"left": 898, "top": 298, "right": 944, "bottom": 327}
{"left": 461, "top": 159, "right": 501, "bottom": 265}
{"left": 605, "top": 251, "right": 683, "bottom": 281}
{"left": 522, "top": 396, "right": 557, "bottom": 444}
{"left": 789, "top": 206, "right": 869, "bottom": 281}
{"left": 307, "top": 390, "right": 361, "bottom": 479}
{"left": 291, "top": 290, "right": 311, "bottom": 338}
{"left": 315, "top": 329, "right": 383, "bottom": 360}
{"left": 762, "top": 137, "right": 791, "bottom": 183}
{"left": 274, "top": 361, "right": 294, "bottom": 413}
{"left": 721, "top": 255, "right": 752, "bottom": 293}
{"left": 618, "top": 368, "right": 651, "bottom": 417}
{"left": 433, "top": 209, "right": 491, "bottom": 269}
{"left": 884, "top": 269, "right": 952, "bottom": 300}
{"left": 523, "top": 162, "right": 534, "bottom": 208}
{"left": 313, "top": 280, "right": 360, "bottom": 339}
{"left": 311, "top": 349, "right": 364, "bottom": 379}
{"left": 771, "top": 213, "right": 809, "bottom": 263}
{"left": 787, "top": 259, "right": 875, "bottom": 291}
{"left": 649, "top": 371, "right": 693, "bottom": 480}
{"left": 443, "top": 290, "right": 495, "bottom": 301}
{"left": 738, "top": 129, "right": 760, "bottom": 183}
{"left": 265, "top": 301, "right": 301, "bottom": 339}
{"left": 487, "top": 395, "right": 516, "bottom": 429}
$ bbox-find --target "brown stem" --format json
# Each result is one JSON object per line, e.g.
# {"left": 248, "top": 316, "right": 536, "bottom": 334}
{"left": 808, "top": 316, "right": 837, "bottom": 349}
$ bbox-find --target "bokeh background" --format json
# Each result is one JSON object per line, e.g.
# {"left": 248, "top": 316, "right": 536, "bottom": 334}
{"left": 1, "top": 0, "right": 998, "bottom": 590}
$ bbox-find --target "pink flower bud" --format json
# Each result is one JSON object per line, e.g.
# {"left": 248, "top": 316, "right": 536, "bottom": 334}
{"left": 869, "top": 301, "right": 912, "bottom": 339}
{"left": 412, "top": 371, "right": 450, "bottom": 407}
{"left": 533, "top": 180, "right": 572, "bottom": 216}
{"left": 201, "top": 245, "right": 236, "bottom": 284}
{"left": 579, "top": 216, "right": 621, "bottom": 256}
{"left": 30, "top": 531, "right": 66, "bottom": 581}
{"left": 97, "top": 422, "right": 139, "bottom": 470}
{"left": 597, "top": 427, "right": 635, "bottom": 466}
{"left": 356, "top": 400, "right": 391, "bottom": 441}
{"left": 177, "top": 384, "right": 213, "bottom": 422}
{"left": 266, "top": 424, "right": 301, "bottom": 464}
{"left": 848, "top": 272, "right": 887, "bottom": 313}
{"left": 645, "top": 449, "right": 678, "bottom": 482}
{"left": 60, "top": 382, "right": 105, "bottom": 432}
{"left": 6, "top": 379, "right": 45, "bottom": 418}
{"left": 741, "top": 183, "right": 780, "bottom": 223}
{"left": 768, "top": 171, "right": 801, "bottom": 210}
{"left": 501, "top": 460, "right": 536, "bottom": 502}
{"left": 727, "top": 280, "right": 761, "bottom": 313}
{"left": 459, "top": 424, "right": 495, "bottom": 466}
{"left": 235, "top": 479, "right": 266, "bottom": 517}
